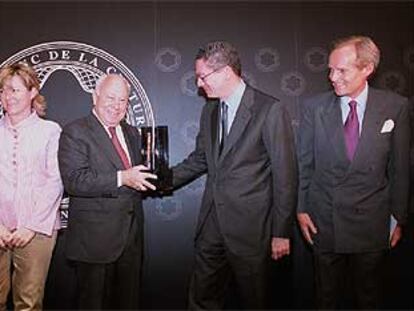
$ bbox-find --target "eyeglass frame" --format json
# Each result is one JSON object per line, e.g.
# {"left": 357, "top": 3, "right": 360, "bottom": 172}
{"left": 196, "top": 65, "right": 227, "bottom": 83}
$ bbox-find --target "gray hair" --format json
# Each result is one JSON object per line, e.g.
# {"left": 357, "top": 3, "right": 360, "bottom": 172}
{"left": 332, "top": 35, "right": 380, "bottom": 72}
{"left": 94, "top": 73, "right": 131, "bottom": 95}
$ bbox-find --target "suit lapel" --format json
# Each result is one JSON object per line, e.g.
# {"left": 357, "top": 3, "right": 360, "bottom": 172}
{"left": 121, "top": 121, "right": 140, "bottom": 166}
{"left": 218, "top": 86, "right": 252, "bottom": 161}
{"left": 321, "top": 94, "right": 349, "bottom": 165}
{"left": 86, "top": 114, "right": 125, "bottom": 170}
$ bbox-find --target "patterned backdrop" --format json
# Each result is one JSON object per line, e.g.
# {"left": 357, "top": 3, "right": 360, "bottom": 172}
{"left": 0, "top": 1, "right": 413, "bottom": 309}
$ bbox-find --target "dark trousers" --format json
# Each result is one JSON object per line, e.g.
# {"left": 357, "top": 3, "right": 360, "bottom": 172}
{"left": 74, "top": 215, "right": 143, "bottom": 310}
{"left": 313, "top": 249, "right": 387, "bottom": 309}
{"left": 188, "top": 206, "right": 269, "bottom": 310}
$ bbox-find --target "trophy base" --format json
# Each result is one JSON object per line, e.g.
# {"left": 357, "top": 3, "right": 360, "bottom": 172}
{"left": 140, "top": 125, "right": 171, "bottom": 195}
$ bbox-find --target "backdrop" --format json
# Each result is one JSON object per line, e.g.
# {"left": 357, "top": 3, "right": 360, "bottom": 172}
{"left": 0, "top": 1, "right": 413, "bottom": 309}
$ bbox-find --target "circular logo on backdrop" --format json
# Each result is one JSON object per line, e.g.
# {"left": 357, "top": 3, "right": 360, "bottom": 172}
{"left": 155, "top": 47, "right": 181, "bottom": 73}
{"left": 0, "top": 41, "right": 154, "bottom": 127}
{"left": 254, "top": 47, "right": 280, "bottom": 72}
{"left": 304, "top": 47, "right": 328, "bottom": 73}
{"left": 180, "top": 70, "right": 198, "bottom": 97}
{"left": 280, "top": 71, "right": 306, "bottom": 96}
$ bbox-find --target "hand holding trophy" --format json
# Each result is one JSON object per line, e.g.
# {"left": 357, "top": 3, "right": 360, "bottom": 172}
{"left": 140, "top": 126, "right": 172, "bottom": 194}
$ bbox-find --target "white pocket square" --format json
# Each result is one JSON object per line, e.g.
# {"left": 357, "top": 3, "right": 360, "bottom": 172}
{"left": 380, "top": 119, "right": 394, "bottom": 133}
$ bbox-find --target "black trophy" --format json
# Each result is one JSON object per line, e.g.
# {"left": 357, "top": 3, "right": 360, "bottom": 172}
{"left": 140, "top": 126, "right": 172, "bottom": 192}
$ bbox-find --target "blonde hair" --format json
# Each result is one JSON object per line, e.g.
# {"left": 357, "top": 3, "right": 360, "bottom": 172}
{"left": 0, "top": 62, "right": 46, "bottom": 116}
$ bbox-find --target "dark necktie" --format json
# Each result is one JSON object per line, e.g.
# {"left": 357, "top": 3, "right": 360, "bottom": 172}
{"left": 219, "top": 101, "right": 228, "bottom": 155}
{"left": 344, "top": 100, "right": 359, "bottom": 161}
{"left": 109, "top": 126, "right": 131, "bottom": 169}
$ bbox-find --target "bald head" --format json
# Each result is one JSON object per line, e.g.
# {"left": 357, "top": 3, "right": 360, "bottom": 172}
{"left": 93, "top": 74, "right": 130, "bottom": 127}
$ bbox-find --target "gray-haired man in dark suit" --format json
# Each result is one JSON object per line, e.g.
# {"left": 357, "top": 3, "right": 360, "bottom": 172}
{"left": 58, "top": 74, "right": 156, "bottom": 309}
{"left": 297, "top": 36, "right": 410, "bottom": 309}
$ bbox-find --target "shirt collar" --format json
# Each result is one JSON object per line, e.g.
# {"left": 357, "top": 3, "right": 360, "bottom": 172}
{"left": 92, "top": 109, "right": 121, "bottom": 137}
{"left": 340, "top": 82, "right": 369, "bottom": 107}
{"left": 222, "top": 80, "right": 246, "bottom": 109}
{"left": 4, "top": 111, "right": 39, "bottom": 130}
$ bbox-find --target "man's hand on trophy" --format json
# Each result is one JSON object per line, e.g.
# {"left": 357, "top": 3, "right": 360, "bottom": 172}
{"left": 121, "top": 165, "right": 157, "bottom": 191}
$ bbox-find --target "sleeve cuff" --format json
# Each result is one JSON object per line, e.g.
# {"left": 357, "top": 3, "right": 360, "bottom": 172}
{"left": 117, "top": 171, "right": 122, "bottom": 188}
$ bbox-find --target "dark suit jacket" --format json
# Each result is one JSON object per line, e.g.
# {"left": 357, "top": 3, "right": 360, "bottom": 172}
{"left": 298, "top": 87, "right": 410, "bottom": 253}
{"left": 58, "top": 114, "right": 143, "bottom": 263}
{"left": 173, "top": 85, "right": 298, "bottom": 256}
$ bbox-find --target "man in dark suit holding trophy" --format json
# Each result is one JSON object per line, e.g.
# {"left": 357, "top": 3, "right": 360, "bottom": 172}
{"left": 172, "top": 41, "right": 298, "bottom": 309}
{"left": 58, "top": 73, "right": 156, "bottom": 309}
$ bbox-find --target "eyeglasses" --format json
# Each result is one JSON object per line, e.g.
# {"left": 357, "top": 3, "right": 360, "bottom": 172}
{"left": 196, "top": 66, "right": 226, "bottom": 83}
